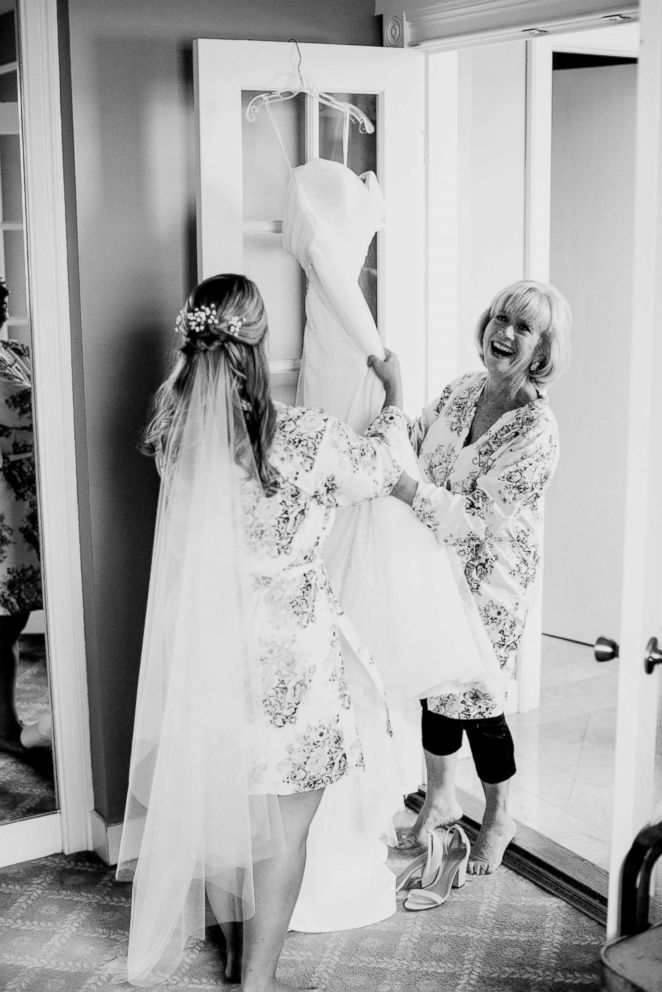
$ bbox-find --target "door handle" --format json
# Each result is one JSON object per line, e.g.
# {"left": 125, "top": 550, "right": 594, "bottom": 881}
{"left": 594, "top": 636, "right": 619, "bottom": 662}
{"left": 644, "top": 636, "right": 662, "bottom": 674}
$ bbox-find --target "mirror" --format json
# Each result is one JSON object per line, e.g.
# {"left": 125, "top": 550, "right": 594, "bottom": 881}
{"left": 0, "top": 0, "right": 56, "bottom": 822}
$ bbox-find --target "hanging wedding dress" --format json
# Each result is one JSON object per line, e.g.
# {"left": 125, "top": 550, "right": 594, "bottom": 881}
{"left": 269, "top": 122, "right": 501, "bottom": 932}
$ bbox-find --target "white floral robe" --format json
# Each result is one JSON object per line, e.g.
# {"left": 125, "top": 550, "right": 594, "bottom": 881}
{"left": 409, "top": 371, "right": 559, "bottom": 719}
{"left": 0, "top": 340, "right": 41, "bottom": 616}
{"left": 244, "top": 402, "right": 406, "bottom": 795}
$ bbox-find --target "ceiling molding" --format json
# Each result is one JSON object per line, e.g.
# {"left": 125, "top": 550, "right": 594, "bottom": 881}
{"left": 377, "top": 0, "right": 639, "bottom": 50}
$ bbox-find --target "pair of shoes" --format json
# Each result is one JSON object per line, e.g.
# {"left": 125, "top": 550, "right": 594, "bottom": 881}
{"left": 404, "top": 824, "right": 470, "bottom": 911}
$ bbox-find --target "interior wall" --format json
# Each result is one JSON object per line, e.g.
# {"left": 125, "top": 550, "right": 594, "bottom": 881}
{"left": 543, "top": 64, "right": 635, "bottom": 644}
{"left": 64, "top": 0, "right": 381, "bottom": 825}
{"left": 456, "top": 42, "right": 527, "bottom": 376}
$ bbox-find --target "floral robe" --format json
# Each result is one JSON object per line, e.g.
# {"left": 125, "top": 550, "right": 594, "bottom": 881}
{"left": 409, "top": 372, "right": 559, "bottom": 719}
{"left": 244, "top": 401, "right": 406, "bottom": 795}
{"left": 0, "top": 340, "right": 41, "bottom": 616}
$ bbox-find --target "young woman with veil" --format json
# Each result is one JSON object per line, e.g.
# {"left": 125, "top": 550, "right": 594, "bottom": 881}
{"left": 116, "top": 273, "right": 421, "bottom": 990}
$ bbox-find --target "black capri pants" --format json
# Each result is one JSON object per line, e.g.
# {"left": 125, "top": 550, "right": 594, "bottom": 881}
{"left": 421, "top": 700, "right": 516, "bottom": 785}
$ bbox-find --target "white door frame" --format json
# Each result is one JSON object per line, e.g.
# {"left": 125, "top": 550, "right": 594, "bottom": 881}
{"left": 0, "top": 0, "right": 94, "bottom": 868}
{"left": 606, "top": 0, "right": 662, "bottom": 935}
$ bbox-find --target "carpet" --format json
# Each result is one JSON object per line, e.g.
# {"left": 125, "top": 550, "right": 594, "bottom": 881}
{"left": 0, "top": 847, "right": 604, "bottom": 991}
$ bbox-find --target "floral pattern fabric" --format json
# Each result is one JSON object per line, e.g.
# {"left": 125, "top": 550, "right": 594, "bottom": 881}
{"left": 245, "top": 401, "right": 405, "bottom": 795}
{"left": 0, "top": 341, "right": 41, "bottom": 616}
{"left": 409, "top": 372, "right": 558, "bottom": 718}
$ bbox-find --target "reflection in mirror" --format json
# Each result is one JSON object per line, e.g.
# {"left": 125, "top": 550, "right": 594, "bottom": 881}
{"left": 0, "top": 0, "right": 56, "bottom": 822}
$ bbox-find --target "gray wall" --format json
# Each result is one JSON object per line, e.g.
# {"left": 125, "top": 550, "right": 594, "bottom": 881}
{"left": 64, "top": 0, "right": 381, "bottom": 824}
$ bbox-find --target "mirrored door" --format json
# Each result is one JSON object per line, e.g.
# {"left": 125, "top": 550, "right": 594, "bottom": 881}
{"left": 0, "top": 0, "right": 56, "bottom": 830}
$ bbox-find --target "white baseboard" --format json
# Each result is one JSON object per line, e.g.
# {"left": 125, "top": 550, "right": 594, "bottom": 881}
{"left": 90, "top": 809, "right": 123, "bottom": 866}
{"left": 0, "top": 812, "right": 62, "bottom": 868}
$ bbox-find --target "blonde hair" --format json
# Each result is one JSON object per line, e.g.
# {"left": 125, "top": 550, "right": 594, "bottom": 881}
{"left": 475, "top": 280, "right": 572, "bottom": 387}
{"left": 142, "top": 274, "right": 278, "bottom": 493}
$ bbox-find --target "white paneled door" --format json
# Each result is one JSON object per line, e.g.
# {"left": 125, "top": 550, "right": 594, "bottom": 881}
{"left": 194, "top": 40, "right": 427, "bottom": 413}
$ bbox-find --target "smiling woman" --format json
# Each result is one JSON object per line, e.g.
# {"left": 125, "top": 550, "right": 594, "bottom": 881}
{"left": 369, "top": 279, "right": 572, "bottom": 877}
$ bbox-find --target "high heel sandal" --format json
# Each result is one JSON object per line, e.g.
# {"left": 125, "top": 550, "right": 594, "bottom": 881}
{"left": 404, "top": 825, "right": 470, "bottom": 912}
{"left": 395, "top": 838, "right": 432, "bottom": 893}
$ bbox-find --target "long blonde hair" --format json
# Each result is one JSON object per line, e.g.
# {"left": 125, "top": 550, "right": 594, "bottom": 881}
{"left": 142, "top": 274, "right": 278, "bottom": 493}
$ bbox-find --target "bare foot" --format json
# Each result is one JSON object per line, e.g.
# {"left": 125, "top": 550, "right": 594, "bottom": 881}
{"left": 396, "top": 793, "right": 464, "bottom": 850}
{"left": 224, "top": 953, "right": 241, "bottom": 984}
{"left": 467, "top": 816, "right": 516, "bottom": 875}
{"left": 207, "top": 922, "right": 242, "bottom": 984}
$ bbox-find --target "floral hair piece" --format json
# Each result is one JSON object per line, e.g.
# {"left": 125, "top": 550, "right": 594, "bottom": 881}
{"left": 175, "top": 305, "right": 245, "bottom": 339}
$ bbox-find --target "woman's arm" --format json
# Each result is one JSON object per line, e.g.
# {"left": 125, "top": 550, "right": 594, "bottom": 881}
{"left": 366, "top": 362, "right": 459, "bottom": 456}
{"left": 270, "top": 405, "right": 410, "bottom": 507}
{"left": 366, "top": 350, "right": 402, "bottom": 410}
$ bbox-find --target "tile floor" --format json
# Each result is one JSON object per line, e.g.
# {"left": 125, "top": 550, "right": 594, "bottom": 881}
{"left": 455, "top": 635, "right": 662, "bottom": 871}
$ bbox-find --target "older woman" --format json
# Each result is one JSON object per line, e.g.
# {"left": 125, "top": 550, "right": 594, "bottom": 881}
{"left": 370, "top": 279, "right": 571, "bottom": 876}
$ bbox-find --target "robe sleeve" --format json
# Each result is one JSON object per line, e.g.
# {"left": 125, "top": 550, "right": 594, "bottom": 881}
{"left": 411, "top": 415, "right": 559, "bottom": 544}
{"left": 272, "top": 406, "right": 408, "bottom": 507}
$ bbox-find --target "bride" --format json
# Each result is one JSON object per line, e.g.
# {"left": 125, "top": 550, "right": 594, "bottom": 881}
{"left": 117, "top": 273, "right": 498, "bottom": 990}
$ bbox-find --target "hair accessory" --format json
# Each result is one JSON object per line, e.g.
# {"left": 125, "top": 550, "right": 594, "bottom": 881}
{"left": 175, "top": 305, "right": 245, "bottom": 341}
{"left": 226, "top": 316, "right": 244, "bottom": 337}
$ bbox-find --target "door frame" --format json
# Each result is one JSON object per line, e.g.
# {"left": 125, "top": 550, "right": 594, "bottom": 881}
{"left": 0, "top": 0, "right": 94, "bottom": 867}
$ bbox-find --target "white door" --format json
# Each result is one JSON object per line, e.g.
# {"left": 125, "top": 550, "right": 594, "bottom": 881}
{"left": 193, "top": 40, "right": 427, "bottom": 413}
{"left": 604, "top": 0, "right": 662, "bottom": 935}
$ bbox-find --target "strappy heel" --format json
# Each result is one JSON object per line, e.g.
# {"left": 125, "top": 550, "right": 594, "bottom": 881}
{"left": 404, "top": 825, "right": 470, "bottom": 912}
{"left": 395, "top": 841, "right": 431, "bottom": 893}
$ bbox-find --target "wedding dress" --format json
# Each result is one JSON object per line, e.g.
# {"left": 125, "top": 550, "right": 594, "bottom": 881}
{"left": 274, "top": 134, "right": 500, "bottom": 932}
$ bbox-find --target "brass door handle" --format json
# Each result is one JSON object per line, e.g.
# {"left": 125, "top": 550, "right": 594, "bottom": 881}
{"left": 594, "top": 636, "right": 619, "bottom": 663}
{"left": 644, "top": 637, "right": 662, "bottom": 675}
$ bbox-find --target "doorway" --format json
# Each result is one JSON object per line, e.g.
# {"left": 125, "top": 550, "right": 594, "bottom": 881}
{"left": 427, "top": 23, "right": 654, "bottom": 916}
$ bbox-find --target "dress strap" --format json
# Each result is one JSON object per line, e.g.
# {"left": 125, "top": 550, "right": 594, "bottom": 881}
{"left": 265, "top": 103, "right": 292, "bottom": 172}
{"left": 342, "top": 105, "right": 350, "bottom": 168}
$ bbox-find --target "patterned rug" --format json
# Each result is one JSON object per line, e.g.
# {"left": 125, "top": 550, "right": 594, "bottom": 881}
{"left": 0, "top": 847, "right": 604, "bottom": 991}
{"left": 0, "top": 634, "right": 56, "bottom": 824}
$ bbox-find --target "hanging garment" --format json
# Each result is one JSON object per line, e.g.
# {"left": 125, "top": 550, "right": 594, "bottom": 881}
{"left": 279, "top": 148, "right": 501, "bottom": 931}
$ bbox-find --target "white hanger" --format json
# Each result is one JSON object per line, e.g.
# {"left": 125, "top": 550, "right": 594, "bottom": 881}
{"left": 245, "top": 40, "right": 375, "bottom": 136}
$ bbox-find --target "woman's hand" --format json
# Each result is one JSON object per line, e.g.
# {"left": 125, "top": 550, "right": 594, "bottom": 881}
{"left": 391, "top": 471, "right": 418, "bottom": 506}
{"left": 367, "top": 349, "right": 403, "bottom": 410}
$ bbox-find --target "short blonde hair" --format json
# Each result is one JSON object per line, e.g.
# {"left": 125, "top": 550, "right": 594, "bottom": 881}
{"left": 475, "top": 280, "right": 572, "bottom": 388}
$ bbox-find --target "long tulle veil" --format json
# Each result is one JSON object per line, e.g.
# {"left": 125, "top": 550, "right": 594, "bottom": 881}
{"left": 116, "top": 353, "right": 284, "bottom": 987}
